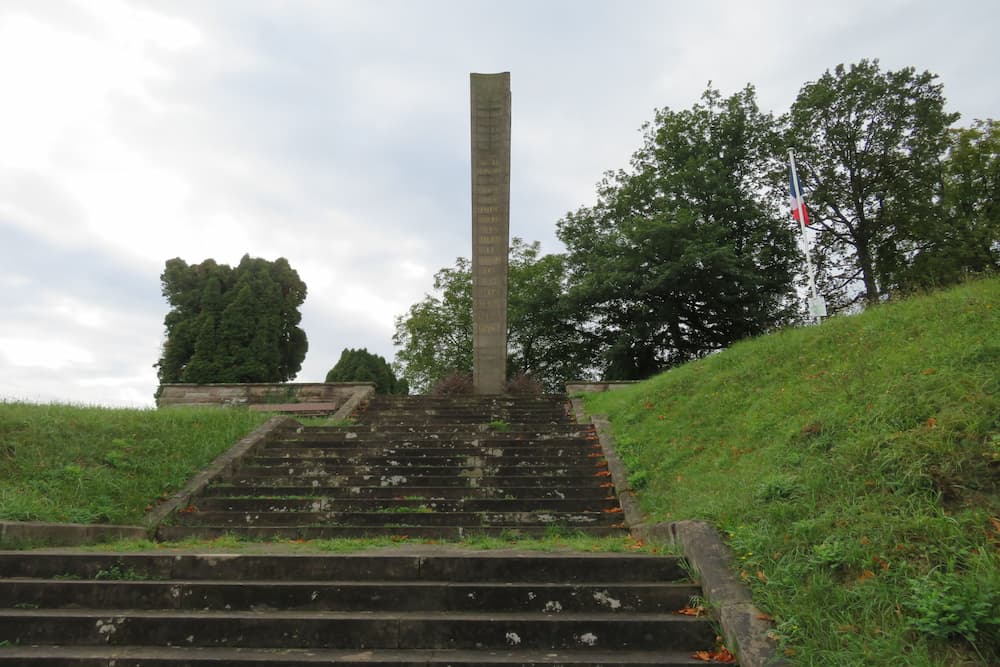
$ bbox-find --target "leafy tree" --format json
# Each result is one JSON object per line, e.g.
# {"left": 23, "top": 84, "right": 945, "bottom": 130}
{"left": 393, "top": 258, "right": 473, "bottom": 394}
{"left": 326, "top": 348, "right": 407, "bottom": 394}
{"left": 557, "top": 85, "right": 799, "bottom": 379}
{"left": 392, "top": 239, "right": 589, "bottom": 393}
{"left": 902, "top": 119, "right": 1000, "bottom": 288}
{"left": 155, "top": 255, "right": 308, "bottom": 387}
{"left": 788, "top": 59, "right": 959, "bottom": 305}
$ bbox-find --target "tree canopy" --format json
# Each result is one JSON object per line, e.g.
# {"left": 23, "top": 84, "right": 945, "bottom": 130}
{"left": 557, "top": 85, "right": 799, "bottom": 379}
{"left": 155, "top": 255, "right": 308, "bottom": 388}
{"left": 788, "top": 59, "right": 960, "bottom": 305}
{"left": 326, "top": 348, "right": 408, "bottom": 394}
{"left": 393, "top": 239, "right": 588, "bottom": 393}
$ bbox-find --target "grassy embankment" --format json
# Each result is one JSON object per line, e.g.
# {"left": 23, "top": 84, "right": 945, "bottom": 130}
{"left": 0, "top": 405, "right": 269, "bottom": 525}
{"left": 584, "top": 277, "right": 999, "bottom": 666}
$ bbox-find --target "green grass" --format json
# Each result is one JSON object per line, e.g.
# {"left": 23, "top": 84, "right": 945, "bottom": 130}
{"left": 0, "top": 404, "right": 269, "bottom": 525}
{"left": 584, "top": 277, "right": 999, "bottom": 666}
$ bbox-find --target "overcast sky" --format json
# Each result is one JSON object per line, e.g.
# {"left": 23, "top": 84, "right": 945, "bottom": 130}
{"left": 1, "top": 1, "right": 997, "bottom": 407}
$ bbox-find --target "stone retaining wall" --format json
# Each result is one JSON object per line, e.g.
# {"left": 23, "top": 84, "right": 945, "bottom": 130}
{"left": 156, "top": 382, "right": 374, "bottom": 408}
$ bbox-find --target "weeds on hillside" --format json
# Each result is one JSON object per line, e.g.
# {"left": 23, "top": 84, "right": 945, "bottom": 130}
{"left": 0, "top": 403, "right": 268, "bottom": 525}
{"left": 585, "top": 278, "right": 1000, "bottom": 666}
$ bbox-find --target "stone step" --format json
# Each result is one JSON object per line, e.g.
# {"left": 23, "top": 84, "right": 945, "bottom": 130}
{"left": 270, "top": 433, "right": 598, "bottom": 443}
{"left": 0, "top": 553, "right": 687, "bottom": 582}
{"left": 170, "top": 510, "right": 620, "bottom": 527}
{"left": 293, "top": 425, "right": 595, "bottom": 437}
{"left": 262, "top": 438, "right": 599, "bottom": 451}
{"left": 191, "top": 497, "right": 619, "bottom": 513}
{"left": 235, "top": 463, "right": 610, "bottom": 477}
{"left": 198, "top": 485, "right": 613, "bottom": 500}
{"left": 0, "top": 609, "right": 714, "bottom": 651}
{"left": 257, "top": 449, "right": 604, "bottom": 462}
{"left": 0, "top": 579, "right": 699, "bottom": 612}
{"left": 226, "top": 474, "right": 612, "bottom": 489}
{"left": 0, "top": 645, "right": 713, "bottom": 666}
{"left": 156, "top": 525, "right": 628, "bottom": 540}
{"left": 354, "top": 416, "right": 571, "bottom": 426}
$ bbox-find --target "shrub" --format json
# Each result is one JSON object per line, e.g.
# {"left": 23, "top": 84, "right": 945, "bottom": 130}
{"left": 430, "top": 372, "right": 473, "bottom": 396}
{"left": 505, "top": 373, "right": 544, "bottom": 395}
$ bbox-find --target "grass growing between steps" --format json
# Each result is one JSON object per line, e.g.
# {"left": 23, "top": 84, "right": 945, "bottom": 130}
{"left": 584, "top": 278, "right": 1000, "bottom": 667}
{"left": 76, "top": 531, "right": 668, "bottom": 554}
{"left": 0, "top": 403, "right": 269, "bottom": 525}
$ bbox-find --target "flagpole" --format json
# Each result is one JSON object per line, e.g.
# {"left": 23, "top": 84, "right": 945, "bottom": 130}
{"left": 789, "top": 149, "right": 822, "bottom": 321}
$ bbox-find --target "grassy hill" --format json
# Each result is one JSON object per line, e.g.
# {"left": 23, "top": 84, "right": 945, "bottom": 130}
{"left": 584, "top": 277, "right": 999, "bottom": 666}
{"left": 0, "top": 404, "right": 268, "bottom": 525}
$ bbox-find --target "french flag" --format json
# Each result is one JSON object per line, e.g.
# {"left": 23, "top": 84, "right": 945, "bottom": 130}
{"left": 789, "top": 166, "right": 810, "bottom": 226}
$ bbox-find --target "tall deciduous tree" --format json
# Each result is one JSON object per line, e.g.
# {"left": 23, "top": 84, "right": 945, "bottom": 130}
{"left": 557, "top": 85, "right": 799, "bottom": 379}
{"left": 902, "top": 119, "right": 1000, "bottom": 288}
{"left": 326, "top": 348, "right": 407, "bottom": 395}
{"left": 788, "top": 59, "right": 959, "bottom": 305}
{"left": 155, "top": 255, "right": 308, "bottom": 388}
{"left": 392, "top": 239, "right": 588, "bottom": 393}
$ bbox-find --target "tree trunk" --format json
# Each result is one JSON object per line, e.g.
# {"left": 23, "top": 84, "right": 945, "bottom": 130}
{"left": 856, "top": 239, "right": 880, "bottom": 304}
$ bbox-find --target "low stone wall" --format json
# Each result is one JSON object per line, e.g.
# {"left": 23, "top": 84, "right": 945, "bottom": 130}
{"left": 156, "top": 382, "right": 374, "bottom": 408}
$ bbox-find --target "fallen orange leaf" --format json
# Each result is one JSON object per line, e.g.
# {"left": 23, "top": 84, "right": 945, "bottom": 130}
{"left": 599, "top": 482, "right": 614, "bottom": 488}
{"left": 858, "top": 569, "right": 876, "bottom": 582}
{"left": 692, "top": 646, "right": 736, "bottom": 663}
{"left": 594, "top": 470, "right": 612, "bottom": 477}
{"left": 602, "top": 507, "right": 623, "bottom": 513}
{"left": 676, "top": 605, "right": 706, "bottom": 616}
{"left": 756, "top": 570, "right": 768, "bottom": 583}
{"left": 756, "top": 613, "right": 773, "bottom": 621}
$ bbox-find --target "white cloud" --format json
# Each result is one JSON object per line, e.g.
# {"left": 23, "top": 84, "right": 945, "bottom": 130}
{"left": 0, "top": 337, "right": 95, "bottom": 370}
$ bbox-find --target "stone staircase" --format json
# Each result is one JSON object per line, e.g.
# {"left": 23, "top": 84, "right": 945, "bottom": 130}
{"left": 0, "top": 549, "right": 716, "bottom": 665}
{"left": 0, "top": 395, "right": 731, "bottom": 665}
{"left": 159, "top": 395, "right": 627, "bottom": 541}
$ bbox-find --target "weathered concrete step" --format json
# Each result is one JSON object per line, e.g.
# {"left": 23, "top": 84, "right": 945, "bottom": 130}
{"left": 340, "top": 426, "right": 585, "bottom": 436}
{"left": 192, "top": 498, "right": 619, "bottom": 514}
{"left": 156, "top": 525, "right": 628, "bottom": 540}
{"left": 0, "top": 580, "right": 699, "bottom": 612}
{"left": 0, "top": 609, "right": 715, "bottom": 650}
{"left": 256, "top": 450, "right": 604, "bottom": 463}
{"left": 355, "top": 405, "right": 569, "bottom": 415}
{"left": 199, "top": 485, "right": 613, "bottom": 500}
{"left": 293, "top": 426, "right": 595, "bottom": 437}
{"left": 353, "top": 417, "right": 572, "bottom": 427}
{"left": 0, "top": 553, "right": 682, "bottom": 582}
{"left": 236, "top": 463, "right": 610, "bottom": 477}
{"left": 0, "top": 645, "right": 714, "bottom": 666}
{"left": 364, "top": 395, "right": 568, "bottom": 405}
{"left": 268, "top": 437, "right": 600, "bottom": 449}
{"left": 170, "top": 510, "right": 620, "bottom": 527}
{"left": 227, "top": 474, "right": 612, "bottom": 488}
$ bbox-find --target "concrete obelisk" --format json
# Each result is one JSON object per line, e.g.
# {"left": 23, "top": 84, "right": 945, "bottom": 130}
{"left": 470, "top": 72, "right": 511, "bottom": 395}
